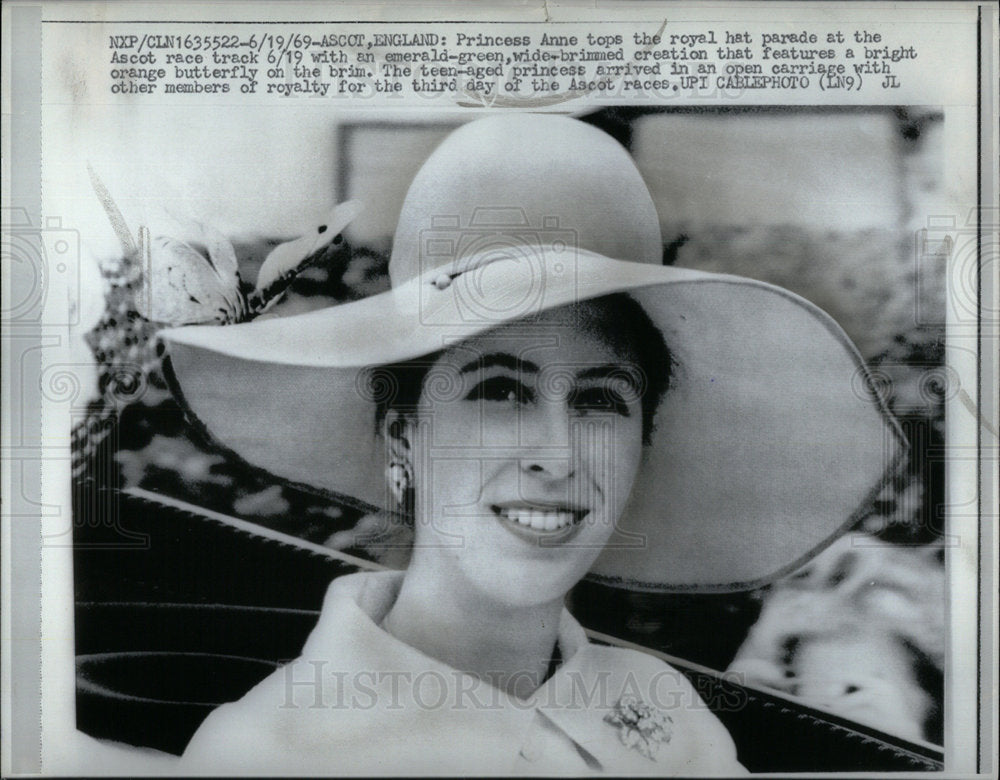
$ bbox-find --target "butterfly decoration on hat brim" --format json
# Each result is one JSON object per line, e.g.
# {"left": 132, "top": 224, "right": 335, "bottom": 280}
{"left": 72, "top": 165, "right": 362, "bottom": 477}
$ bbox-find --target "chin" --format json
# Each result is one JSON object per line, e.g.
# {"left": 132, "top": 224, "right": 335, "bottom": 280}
{"left": 469, "top": 566, "right": 583, "bottom": 610}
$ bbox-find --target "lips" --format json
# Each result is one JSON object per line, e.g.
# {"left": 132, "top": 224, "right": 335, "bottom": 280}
{"left": 495, "top": 506, "right": 579, "bottom": 531}
{"left": 490, "top": 504, "right": 588, "bottom": 542}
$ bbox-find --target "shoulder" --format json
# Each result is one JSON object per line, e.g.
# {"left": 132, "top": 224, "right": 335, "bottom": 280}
{"left": 180, "top": 641, "right": 380, "bottom": 770}
{"left": 583, "top": 643, "right": 703, "bottom": 702}
{"left": 181, "top": 663, "right": 391, "bottom": 772}
{"left": 179, "top": 666, "right": 297, "bottom": 770}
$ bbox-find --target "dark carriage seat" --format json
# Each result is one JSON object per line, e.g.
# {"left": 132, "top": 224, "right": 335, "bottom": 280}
{"left": 73, "top": 488, "right": 944, "bottom": 772}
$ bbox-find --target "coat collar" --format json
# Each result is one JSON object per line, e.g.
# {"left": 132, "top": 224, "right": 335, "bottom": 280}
{"left": 301, "top": 570, "right": 589, "bottom": 703}
{"left": 296, "top": 571, "right": 702, "bottom": 774}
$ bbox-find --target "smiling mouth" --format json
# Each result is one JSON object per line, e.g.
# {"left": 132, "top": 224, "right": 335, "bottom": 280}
{"left": 491, "top": 505, "right": 588, "bottom": 533}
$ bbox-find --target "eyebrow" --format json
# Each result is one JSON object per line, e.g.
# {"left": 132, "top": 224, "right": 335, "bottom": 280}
{"left": 458, "top": 353, "right": 540, "bottom": 375}
{"left": 577, "top": 364, "right": 641, "bottom": 388}
{"left": 457, "top": 355, "right": 636, "bottom": 387}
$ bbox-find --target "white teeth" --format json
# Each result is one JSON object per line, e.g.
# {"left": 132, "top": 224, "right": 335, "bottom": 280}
{"left": 498, "top": 508, "right": 577, "bottom": 531}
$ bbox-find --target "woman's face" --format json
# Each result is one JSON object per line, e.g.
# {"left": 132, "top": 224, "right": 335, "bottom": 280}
{"left": 400, "top": 302, "right": 646, "bottom": 608}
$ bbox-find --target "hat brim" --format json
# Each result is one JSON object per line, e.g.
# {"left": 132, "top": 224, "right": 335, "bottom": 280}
{"left": 161, "top": 250, "right": 905, "bottom": 592}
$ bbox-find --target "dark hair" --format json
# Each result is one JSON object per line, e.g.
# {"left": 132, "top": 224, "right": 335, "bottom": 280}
{"left": 369, "top": 293, "right": 673, "bottom": 444}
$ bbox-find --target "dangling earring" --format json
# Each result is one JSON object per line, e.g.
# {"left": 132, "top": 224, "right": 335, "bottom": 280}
{"left": 387, "top": 461, "right": 411, "bottom": 506}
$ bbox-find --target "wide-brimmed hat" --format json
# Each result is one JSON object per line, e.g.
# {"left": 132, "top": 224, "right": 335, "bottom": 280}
{"left": 161, "top": 114, "right": 905, "bottom": 593}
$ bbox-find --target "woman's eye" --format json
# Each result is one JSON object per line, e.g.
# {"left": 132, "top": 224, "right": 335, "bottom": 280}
{"left": 465, "top": 376, "right": 534, "bottom": 404}
{"left": 572, "top": 387, "right": 632, "bottom": 416}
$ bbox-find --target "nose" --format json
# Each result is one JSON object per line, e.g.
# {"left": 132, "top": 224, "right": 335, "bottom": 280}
{"left": 519, "top": 397, "right": 574, "bottom": 480}
{"left": 520, "top": 456, "right": 574, "bottom": 480}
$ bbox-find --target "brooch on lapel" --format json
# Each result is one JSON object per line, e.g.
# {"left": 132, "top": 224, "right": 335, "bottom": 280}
{"left": 603, "top": 696, "right": 674, "bottom": 761}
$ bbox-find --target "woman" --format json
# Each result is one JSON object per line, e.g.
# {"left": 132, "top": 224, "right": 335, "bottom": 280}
{"left": 163, "top": 115, "right": 904, "bottom": 775}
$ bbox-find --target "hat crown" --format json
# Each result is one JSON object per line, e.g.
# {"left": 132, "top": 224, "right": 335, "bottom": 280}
{"left": 388, "top": 115, "right": 663, "bottom": 286}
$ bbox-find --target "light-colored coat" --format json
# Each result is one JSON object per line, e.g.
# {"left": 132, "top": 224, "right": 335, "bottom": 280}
{"left": 182, "top": 571, "right": 745, "bottom": 776}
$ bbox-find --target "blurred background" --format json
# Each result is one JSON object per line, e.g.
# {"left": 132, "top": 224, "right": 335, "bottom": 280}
{"left": 68, "top": 106, "right": 946, "bottom": 746}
